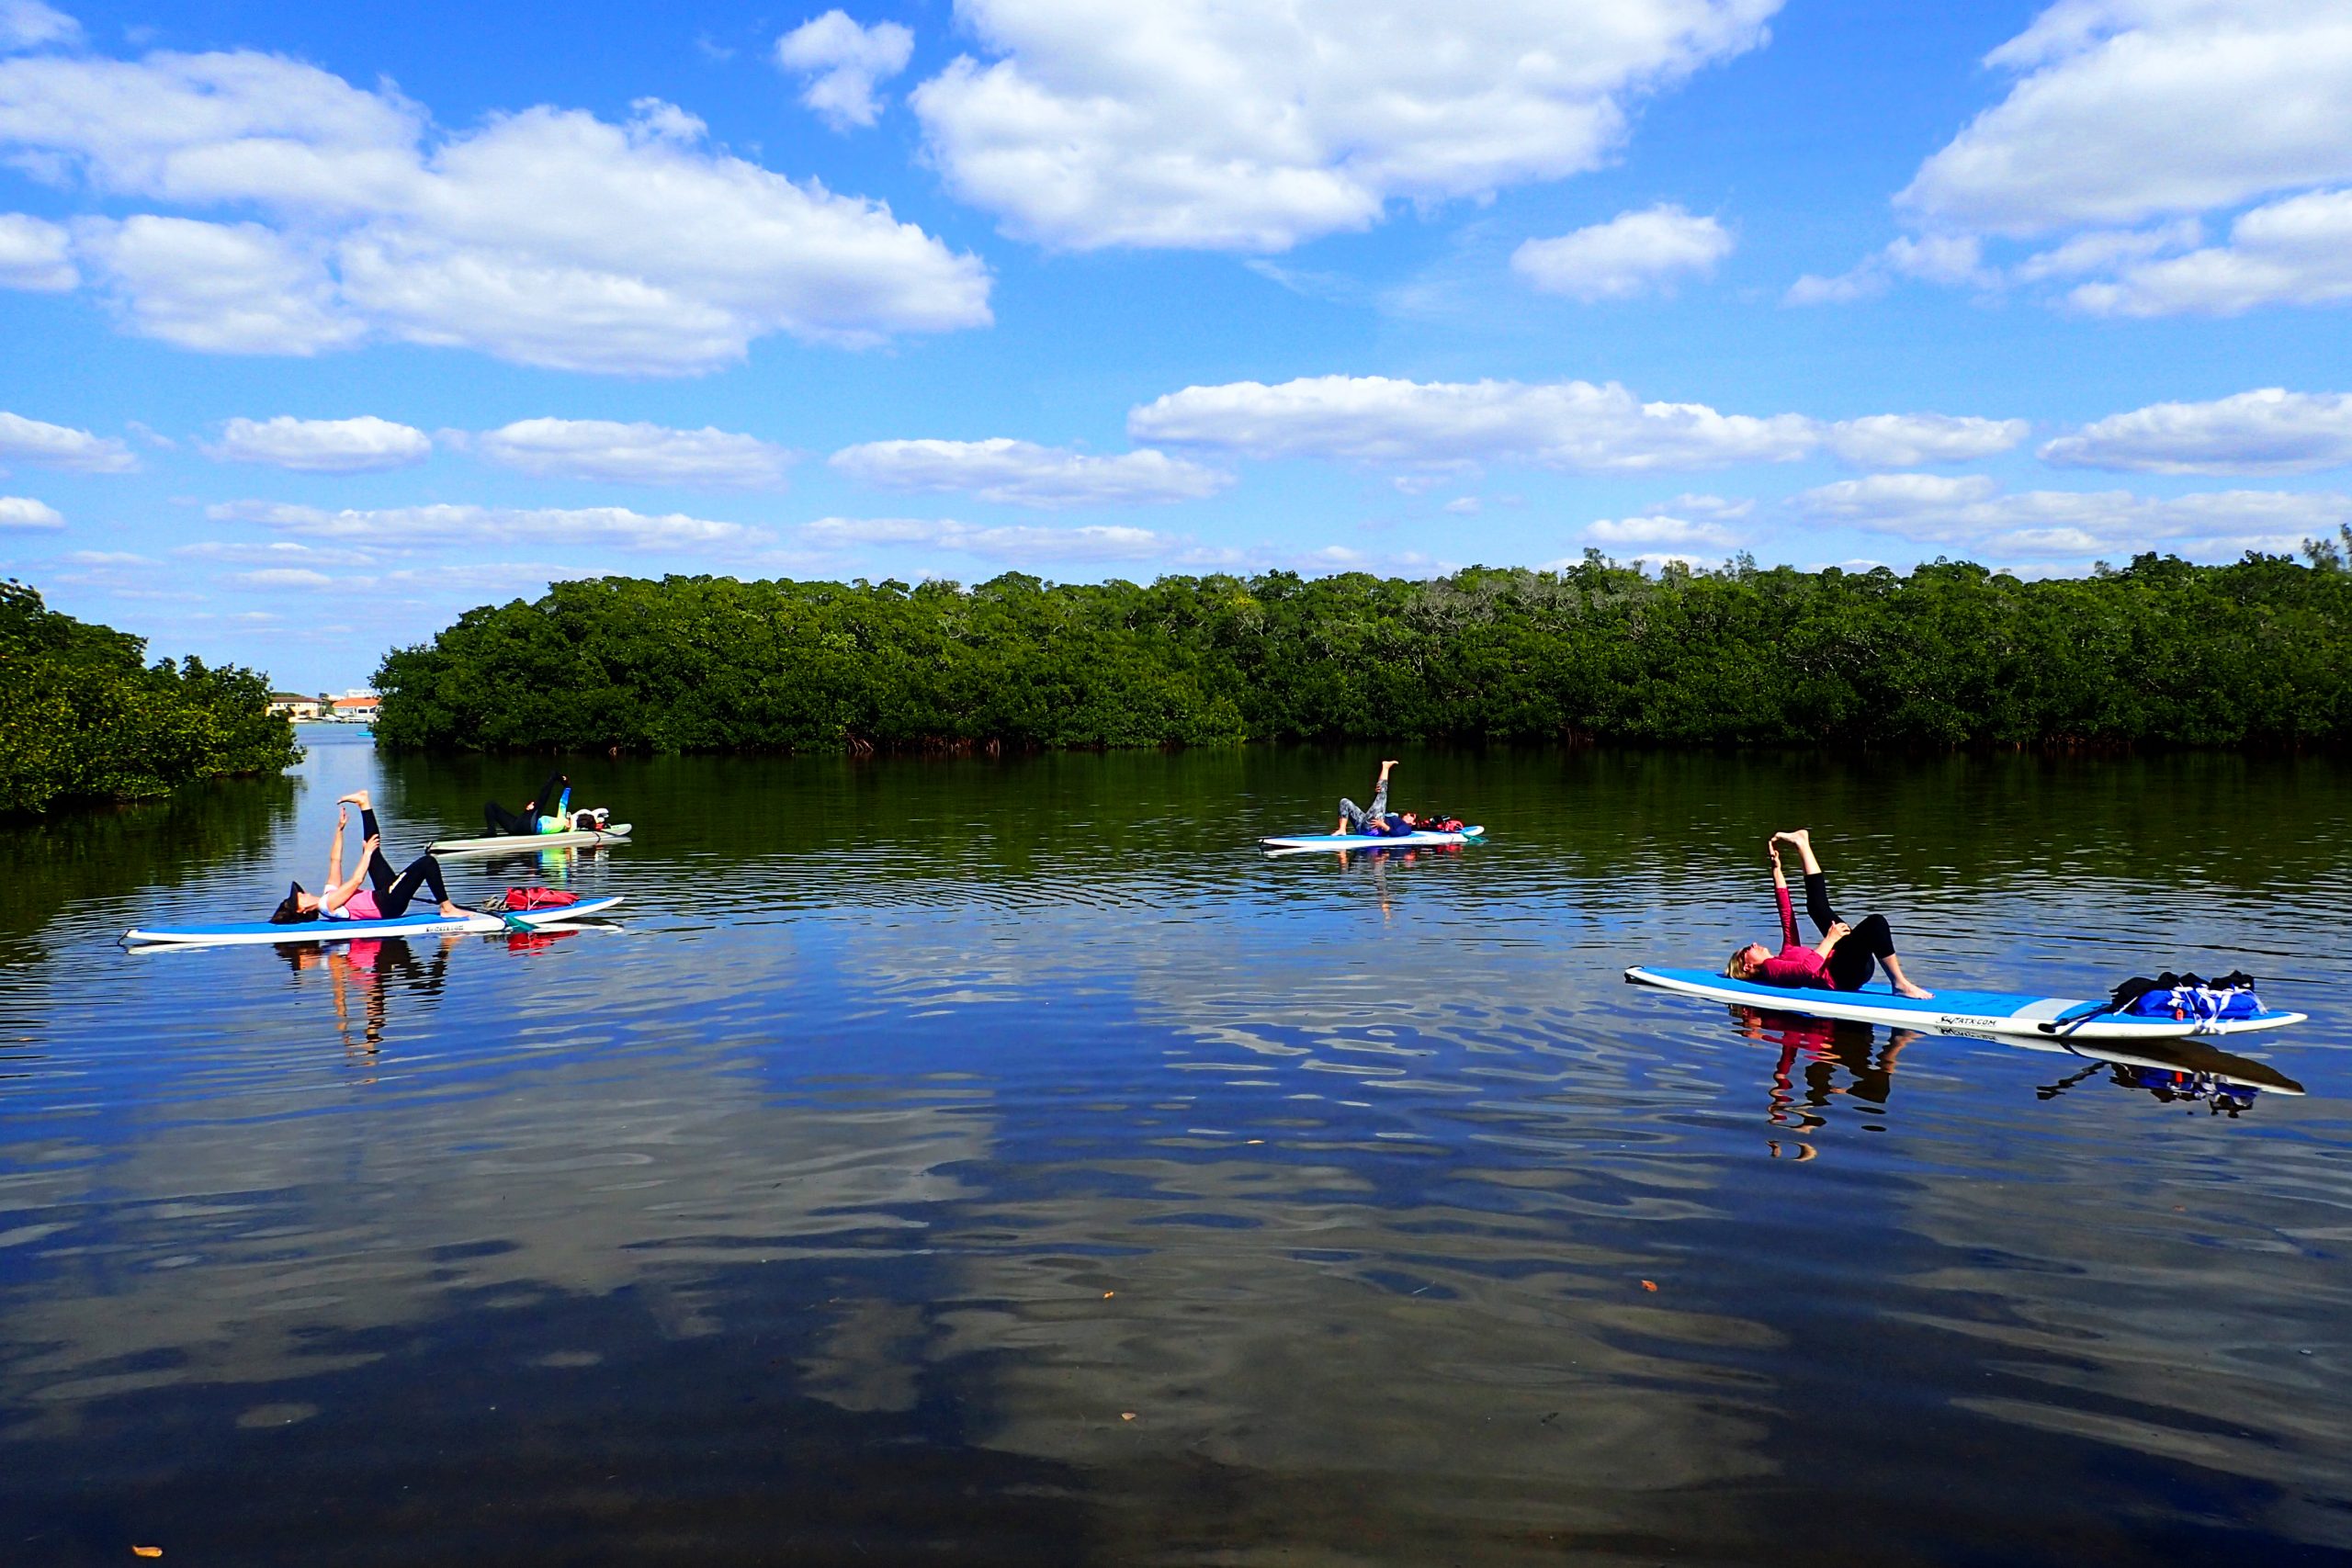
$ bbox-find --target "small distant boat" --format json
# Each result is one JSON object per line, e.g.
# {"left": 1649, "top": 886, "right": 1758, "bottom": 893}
{"left": 123, "top": 896, "right": 626, "bottom": 948}
{"left": 428, "top": 823, "right": 632, "bottom": 857}
{"left": 1261, "top": 826, "right": 1485, "bottom": 851}
{"left": 1625, "top": 966, "right": 2307, "bottom": 1041}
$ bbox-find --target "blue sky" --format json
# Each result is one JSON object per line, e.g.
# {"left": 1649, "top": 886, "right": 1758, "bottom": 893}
{"left": 3, "top": 0, "right": 2349, "bottom": 690}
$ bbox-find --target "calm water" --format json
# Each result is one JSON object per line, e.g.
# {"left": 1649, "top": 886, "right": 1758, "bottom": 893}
{"left": 5, "top": 728, "right": 2351, "bottom": 1565}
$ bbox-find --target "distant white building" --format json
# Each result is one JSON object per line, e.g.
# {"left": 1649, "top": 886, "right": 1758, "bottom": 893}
{"left": 267, "top": 693, "right": 325, "bottom": 720}
{"left": 328, "top": 692, "right": 381, "bottom": 723}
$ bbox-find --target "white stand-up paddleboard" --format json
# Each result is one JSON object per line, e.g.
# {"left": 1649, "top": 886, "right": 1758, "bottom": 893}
{"left": 1261, "top": 826, "right": 1485, "bottom": 851}
{"left": 428, "top": 824, "right": 631, "bottom": 856}
{"left": 1625, "top": 965, "right": 2306, "bottom": 1041}
{"left": 123, "top": 896, "right": 626, "bottom": 948}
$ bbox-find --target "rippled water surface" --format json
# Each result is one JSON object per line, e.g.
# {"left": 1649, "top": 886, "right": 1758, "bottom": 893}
{"left": 6, "top": 730, "right": 2351, "bottom": 1565}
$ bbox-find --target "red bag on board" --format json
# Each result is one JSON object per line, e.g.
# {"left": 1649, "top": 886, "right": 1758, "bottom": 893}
{"left": 502, "top": 886, "right": 580, "bottom": 911}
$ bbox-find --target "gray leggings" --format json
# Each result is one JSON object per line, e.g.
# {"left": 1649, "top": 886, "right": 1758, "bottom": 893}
{"left": 1338, "top": 777, "right": 1390, "bottom": 830}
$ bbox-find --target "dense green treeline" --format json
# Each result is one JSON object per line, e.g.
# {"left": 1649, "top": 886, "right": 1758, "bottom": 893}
{"left": 0, "top": 581, "right": 300, "bottom": 816}
{"left": 374, "top": 546, "right": 2352, "bottom": 753}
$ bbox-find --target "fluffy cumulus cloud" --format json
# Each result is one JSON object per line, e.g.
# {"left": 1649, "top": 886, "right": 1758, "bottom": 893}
{"left": 1900, "top": 0, "right": 2352, "bottom": 237}
{"left": 0, "top": 0, "right": 77, "bottom": 51}
{"left": 475, "top": 419, "right": 793, "bottom": 488}
{"left": 0, "top": 493, "right": 63, "bottom": 527}
{"left": 2041, "top": 389, "right": 2352, "bottom": 474}
{"left": 829, "top": 438, "right": 1230, "bottom": 508}
{"left": 1585, "top": 513, "right": 1738, "bottom": 550}
{"left": 1511, "top": 205, "right": 1733, "bottom": 301}
{"left": 909, "top": 0, "right": 1781, "bottom": 251}
{"left": 1820, "top": 412, "right": 2028, "bottom": 468}
{"left": 208, "top": 500, "right": 768, "bottom": 552}
{"left": 0, "top": 409, "right": 135, "bottom": 471}
{"left": 206, "top": 415, "right": 431, "bottom": 472}
{"left": 1794, "top": 471, "right": 2352, "bottom": 560}
{"left": 775, "top": 11, "right": 916, "bottom": 130}
{"left": 801, "top": 514, "right": 1175, "bottom": 563}
{"left": 1127, "top": 376, "right": 2023, "bottom": 474}
{"left": 1810, "top": 1, "right": 2352, "bottom": 315}
{"left": 2066, "top": 188, "right": 2352, "bottom": 316}
{"left": 0, "top": 45, "right": 990, "bottom": 371}
{"left": 0, "top": 211, "right": 71, "bottom": 288}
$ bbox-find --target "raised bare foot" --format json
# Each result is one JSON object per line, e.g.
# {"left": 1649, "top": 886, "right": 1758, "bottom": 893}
{"left": 338, "top": 790, "right": 372, "bottom": 808}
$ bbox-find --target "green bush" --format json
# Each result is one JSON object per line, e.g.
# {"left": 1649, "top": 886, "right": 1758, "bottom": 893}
{"left": 374, "top": 546, "right": 2352, "bottom": 754}
{"left": 0, "top": 581, "right": 300, "bottom": 816}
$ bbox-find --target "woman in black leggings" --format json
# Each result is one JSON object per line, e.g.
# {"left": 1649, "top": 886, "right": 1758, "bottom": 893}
{"left": 273, "top": 791, "right": 464, "bottom": 924}
{"left": 484, "top": 772, "right": 570, "bottom": 836}
{"left": 1724, "top": 829, "right": 1932, "bottom": 998}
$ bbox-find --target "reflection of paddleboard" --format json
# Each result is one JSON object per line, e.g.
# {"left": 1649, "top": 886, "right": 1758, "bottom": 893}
{"left": 1728, "top": 1001, "right": 2305, "bottom": 1094}
{"left": 428, "top": 825, "right": 631, "bottom": 856}
{"left": 1627, "top": 965, "right": 2307, "bottom": 1041}
{"left": 124, "top": 896, "right": 625, "bottom": 948}
{"left": 1261, "top": 827, "right": 1485, "bottom": 851}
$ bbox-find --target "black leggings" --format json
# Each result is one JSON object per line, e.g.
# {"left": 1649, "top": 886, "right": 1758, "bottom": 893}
{"left": 485, "top": 773, "right": 567, "bottom": 835}
{"left": 1805, "top": 871, "right": 1897, "bottom": 991}
{"left": 358, "top": 808, "right": 452, "bottom": 917}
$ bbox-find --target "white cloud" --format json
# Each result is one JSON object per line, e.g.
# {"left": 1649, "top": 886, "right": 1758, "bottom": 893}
{"left": 1784, "top": 233, "right": 1995, "bottom": 305}
{"left": 0, "top": 493, "right": 62, "bottom": 527}
{"left": 1645, "top": 491, "right": 1752, "bottom": 520}
{"left": 231, "top": 566, "right": 335, "bottom": 588}
{"left": 1822, "top": 413, "right": 2029, "bottom": 468}
{"left": 0, "top": 1, "right": 78, "bottom": 52}
{"left": 0, "top": 47, "right": 990, "bottom": 371}
{"left": 1812, "top": 2, "right": 2352, "bottom": 318}
{"left": 2067, "top": 187, "right": 2352, "bottom": 316}
{"left": 1793, "top": 470, "right": 2352, "bottom": 559}
{"left": 2011, "top": 218, "right": 2201, "bottom": 281}
{"left": 1511, "top": 205, "right": 1733, "bottom": 301}
{"left": 0, "top": 408, "right": 134, "bottom": 471}
{"left": 1587, "top": 514, "right": 1737, "bottom": 549}
{"left": 207, "top": 414, "right": 431, "bottom": 472}
{"left": 207, "top": 500, "right": 767, "bottom": 552}
{"left": 475, "top": 418, "right": 793, "bottom": 488}
{"left": 1899, "top": 0, "right": 2352, "bottom": 237}
{"left": 0, "top": 211, "right": 71, "bottom": 288}
{"left": 2041, "top": 388, "right": 2352, "bottom": 473}
{"left": 829, "top": 438, "right": 1229, "bottom": 508}
{"left": 1129, "top": 376, "right": 2019, "bottom": 474}
{"left": 775, "top": 11, "right": 915, "bottom": 130}
{"left": 801, "top": 514, "right": 1174, "bottom": 563}
{"left": 74, "top": 216, "right": 362, "bottom": 354}
{"left": 908, "top": 0, "right": 1780, "bottom": 251}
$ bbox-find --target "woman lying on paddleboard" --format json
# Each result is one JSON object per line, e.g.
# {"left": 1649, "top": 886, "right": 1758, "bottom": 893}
{"left": 1725, "top": 829, "right": 1933, "bottom": 999}
{"left": 270, "top": 791, "right": 464, "bottom": 925}
{"left": 483, "top": 772, "right": 570, "bottom": 837}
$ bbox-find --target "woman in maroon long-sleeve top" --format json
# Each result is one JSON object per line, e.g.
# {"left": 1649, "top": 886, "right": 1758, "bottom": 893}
{"left": 1724, "top": 829, "right": 1933, "bottom": 998}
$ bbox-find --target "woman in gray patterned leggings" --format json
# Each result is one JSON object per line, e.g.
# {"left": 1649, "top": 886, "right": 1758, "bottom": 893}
{"left": 1333, "top": 759, "right": 1402, "bottom": 835}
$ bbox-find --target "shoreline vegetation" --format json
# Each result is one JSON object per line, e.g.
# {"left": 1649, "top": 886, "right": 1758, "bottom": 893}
{"left": 376, "top": 547, "right": 2352, "bottom": 755}
{"left": 1, "top": 581, "right": 300, "bottom": 818}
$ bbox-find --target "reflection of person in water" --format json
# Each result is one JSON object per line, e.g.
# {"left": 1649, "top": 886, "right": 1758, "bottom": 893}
{"left": 282, "top": 933, "right": 458, "bottom": 1055}
{"left": 1733, "top": 1006, "right": 1919, "bottom": 1157}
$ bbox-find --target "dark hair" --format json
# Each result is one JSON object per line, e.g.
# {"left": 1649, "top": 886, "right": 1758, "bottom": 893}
{"left": 270, "top": 881, "right": 320, "bottom": 926}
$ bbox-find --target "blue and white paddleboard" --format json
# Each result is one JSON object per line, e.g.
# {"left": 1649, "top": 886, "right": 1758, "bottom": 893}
{"left": 1626, "top": 965, "right": 2306, "bottom": 1041}
{"left": 123, "top": 895, "right": 626, "bottom": 948}
{"left": 1261, "top": 826, "right": 1485, "bottom": 851}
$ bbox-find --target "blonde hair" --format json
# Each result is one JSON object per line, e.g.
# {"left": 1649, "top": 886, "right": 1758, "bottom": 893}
{"left": 1725, "top": 945, "right": 1760, "bottom": 980}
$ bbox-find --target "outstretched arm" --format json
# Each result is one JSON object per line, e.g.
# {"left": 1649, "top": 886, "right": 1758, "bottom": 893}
{"left": 1768, "top": 840, "right": 1801, "bottom": 949}
{"left": 324, "top": 807, "right": 346, "bottom": 897}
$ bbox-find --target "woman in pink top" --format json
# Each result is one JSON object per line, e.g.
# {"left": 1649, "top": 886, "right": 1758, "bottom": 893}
{"left": 270, "top": 792, "right": 463, "bottom": 925}
{"left": 1724, "top": 829, "right": 1932, "bottom": 998}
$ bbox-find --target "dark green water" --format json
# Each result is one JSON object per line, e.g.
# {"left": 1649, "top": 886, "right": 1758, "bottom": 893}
{"left": 4, "top": 728, "right": 2349, "bottom": 1565}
